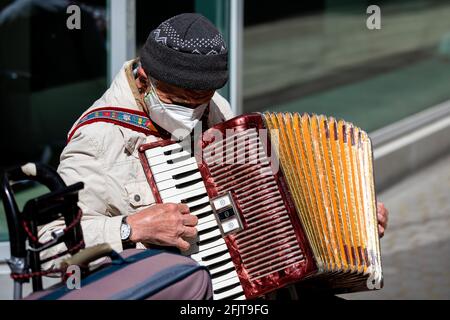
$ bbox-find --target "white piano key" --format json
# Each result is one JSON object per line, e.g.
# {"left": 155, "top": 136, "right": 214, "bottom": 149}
{"left": 153, "top": 162, "right": 199, "bottom": 183}
{"left": 150, "top": 149, "right": 193, "bottom": 166}
{"left": 210, "top": 261, "right": 235, "bottom": 276}
{"left": 159, "top": 180, "right": 206, "bottom": 199}
{"left": 196, "top": 236, "right": 226, "bottom": 252}
{"left": 184, "top": 195, "right": 210, "bottom": 208}
{"left": 198, "top": 212, "right": 216, "bottom": 225}
{"left": 198, "top": 227, "right": 222, "bottom": 247}
{"left": 162, "top": 186, "right": 207, "bottom": 203}
{"left": 197, "top": 250, "right": 230, "bottom": 268}
{"left": 191, "top": 243, "right": 228, "bottom": 261}
{"left": 213, "top": 275, "right": 241, "bottom": 291}
{"left": 191, "top": 204, "right": 214, "bottom": 216}
{"left": 156, "top": 171, "right": 202, "bottom": 191}
{"left": 151, "top": 156, "right": 197, "bottom": 174}
{"left": 198, "top": 228, "right": 221, "bottom": 243}
{"left": 212, "top": 269, "right": 240, "bottom": 286}
{"left": 144, "top": 142, "right": 184, "bottom": 159}
{"left": 213, "top": 285, "right": 244, "bottom": 300}
{"left": 233, "top": 294, "right": 246, "bottom": 300}
{"left": 197, "top": 220, "right": 219, "bottom": 233}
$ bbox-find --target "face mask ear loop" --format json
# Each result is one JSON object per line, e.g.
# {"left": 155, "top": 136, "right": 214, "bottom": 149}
{"left": 145, "top": 79, "right": 164, "bottom": 113}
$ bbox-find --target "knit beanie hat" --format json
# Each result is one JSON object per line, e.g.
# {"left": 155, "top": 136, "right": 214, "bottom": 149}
{"left": 140, "top": 13, "right": 228, "bottom": 90}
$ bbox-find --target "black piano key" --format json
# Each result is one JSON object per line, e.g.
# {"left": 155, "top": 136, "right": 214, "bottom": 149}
{"left": 202, "top": 248, "right": 229, "bottom": 262}
{"left": 181, "top": 193, "right": 206, "bottom": 204}
{"left": 198, "top": 226, "right": 219, "bottom": 236}
{"left": 197, "top": 235, "right": 222, "bottom": 246}
{"left": 175, "top": 177, "right": 203, "bottom": 189}
{"left": 214, "top": 282, "right": 241, "bottom": 295}
{"left": 163, "top": 147, "right": 182, "bottom": 156}
{"left": 172, "top": 168, "right": 199, "bottom": 180}
{"left": 208, "top": 259, "right": 233, "bottom": 271}
{"left": 211, "top": 266, "right": 236, "bottom": 279}
{"left": 167, "top": 154, "right": 191, "bottom": 164}
{"left": 195, "top": 210, "right": 214, "bottom": 220}
{"left": 189, "top": 202, "right": 210, "bottom": 213}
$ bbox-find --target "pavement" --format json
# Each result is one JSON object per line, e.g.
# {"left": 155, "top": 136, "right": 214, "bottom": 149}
{"left": 341, "top": 152, "right": 450, "bottom": 299}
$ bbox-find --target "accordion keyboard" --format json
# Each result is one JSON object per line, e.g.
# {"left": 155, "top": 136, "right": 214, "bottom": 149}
{"left": 144, "top": 142, "right": 246, "bottom": 300}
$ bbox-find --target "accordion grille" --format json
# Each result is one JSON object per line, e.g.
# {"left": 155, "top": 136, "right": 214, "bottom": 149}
{"left": 203, "top": 128, "right": 305, "bottom": 280}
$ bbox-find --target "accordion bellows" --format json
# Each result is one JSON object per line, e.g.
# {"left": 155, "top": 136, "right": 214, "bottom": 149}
{"left": 139, "top": 112, "right": 383, "bottom": 299}
{"left": 263, "top": 112, "right": 382, "bottom": 292}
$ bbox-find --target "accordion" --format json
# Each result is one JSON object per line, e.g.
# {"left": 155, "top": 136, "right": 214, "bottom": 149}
{"left": 139, "top": 112, "right": 383, "bottom": 300}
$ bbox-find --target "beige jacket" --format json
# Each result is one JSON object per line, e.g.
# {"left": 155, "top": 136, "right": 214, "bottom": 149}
{"left": 38, "top": 60, "right": 234, "bottom": 261}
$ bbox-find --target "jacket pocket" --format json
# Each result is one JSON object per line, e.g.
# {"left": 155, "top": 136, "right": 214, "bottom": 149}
{"left": 125, "top": 181, "right": 155, "bottom": 211}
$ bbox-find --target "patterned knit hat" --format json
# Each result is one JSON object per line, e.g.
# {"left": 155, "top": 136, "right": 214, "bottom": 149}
{"left": 140, "top": 13, "right": 228, "bottom": 90}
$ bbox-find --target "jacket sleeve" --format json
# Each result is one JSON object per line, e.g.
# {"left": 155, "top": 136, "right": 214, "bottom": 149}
{"left": 38, "top": 125, "right": 124, "bottom": 263}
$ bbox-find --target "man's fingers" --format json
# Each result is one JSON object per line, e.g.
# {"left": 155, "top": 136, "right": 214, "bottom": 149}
{"left": 177, "top": 203, "right": 190, "bottom": 214}
{"left": 378, "top": 225, "right": 385, "bottom": 238}
{"left": 182, "top": 214, "right": 198, "bottom": 227}
{"left": 176, "top": 238, "right": 191, "bottom": 252}
{"left": 377, "top": 213, "right": 387, "bottom": 226}
{"left": 181, "top": 226, "right": 198, "bottom": 239}
{"left": 376, "top": 201, "right": 388, "bottom": 228}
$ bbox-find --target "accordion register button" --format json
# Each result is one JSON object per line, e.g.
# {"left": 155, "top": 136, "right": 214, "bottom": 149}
{"left": 212, "top": 195, "right": 232, "bottom": 210}
{"left": 221, "top": 218, "right": 239, "bottom": 233}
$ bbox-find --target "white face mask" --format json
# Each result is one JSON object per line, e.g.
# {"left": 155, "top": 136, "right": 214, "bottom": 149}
{"left": 144, "top": 82, "right": 208, "bottom": 139}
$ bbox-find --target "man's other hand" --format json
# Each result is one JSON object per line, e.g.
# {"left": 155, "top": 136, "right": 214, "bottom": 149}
{"left": 127, "top": 203, "right": 198, "bottom": 251}
{"left": 377, "top": 202, "right": 389, "bottom": 238}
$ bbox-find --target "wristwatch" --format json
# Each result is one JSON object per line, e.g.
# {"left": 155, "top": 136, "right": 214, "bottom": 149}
{"left": 120, "top": 217, "right": 135, "bottom": 248}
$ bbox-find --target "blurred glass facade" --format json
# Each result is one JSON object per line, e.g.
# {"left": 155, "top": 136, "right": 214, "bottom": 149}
{"left": 0, "top": 0, "right": 107, "bottom": 241}
{"left": 243, "top": 0, "right": 450, "bottom": 131}
{"left": 0, "top": 0, "right": 213, "bottom": 243}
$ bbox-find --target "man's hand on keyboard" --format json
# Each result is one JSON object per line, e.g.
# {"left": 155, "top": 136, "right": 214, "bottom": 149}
{"left": 127, "top": 203, "right": 198, "bottom": 251}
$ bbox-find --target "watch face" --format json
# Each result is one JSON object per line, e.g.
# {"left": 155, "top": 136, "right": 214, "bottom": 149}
{"left": 121, "top": 222, "right": 131, "bottom": 240}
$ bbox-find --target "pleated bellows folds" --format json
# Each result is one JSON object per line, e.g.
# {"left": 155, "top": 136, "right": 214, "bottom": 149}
{"left": 263, "top": 112, "right": 382, "bottom": 291}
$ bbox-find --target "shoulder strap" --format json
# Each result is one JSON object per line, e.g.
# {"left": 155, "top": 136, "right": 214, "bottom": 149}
{"left": 67, "top": 107, "right": 160, "bottom": 143}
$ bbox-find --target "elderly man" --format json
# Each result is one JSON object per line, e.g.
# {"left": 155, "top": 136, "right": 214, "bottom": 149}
{"left": 39, "top": 13, "right": 388, "bottom": 299}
